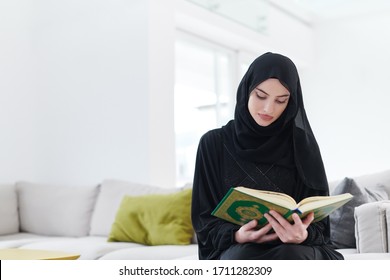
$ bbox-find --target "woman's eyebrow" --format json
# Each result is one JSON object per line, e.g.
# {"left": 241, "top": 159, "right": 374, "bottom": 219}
{"left": 255, "top": 87, "right": 269, "bottom": 95}
{"left": 255, "top": 87, "right": 290, "bottom": 97}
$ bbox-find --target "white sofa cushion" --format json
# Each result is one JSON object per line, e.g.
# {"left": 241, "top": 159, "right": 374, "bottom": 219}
{"left": 99, "top": 244, "right": 198, "bottom": 260}
{"left": 342, "top": 253, "right": 390, "bottom": 260}
{"left": 0, "top": 233, "right": 59, "bottom": 249}
{"left": 354, "top": 200, "right": 390, "bottom": 253}
{"left": 16, "top": 182, "right": 99, "bottom": 237}
{"left": 19, "top": 236, "right": 144, "bottom": 260}
{"left": 89, "top": 179, "right": 179, "bottom": 236}
{"left": 0, "top": 184, "right": 19, "bottom": 235}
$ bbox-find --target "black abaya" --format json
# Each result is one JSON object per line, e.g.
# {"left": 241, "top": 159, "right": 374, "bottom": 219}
{"left": 191, "top": 129, "right": 343, "bottom": 260}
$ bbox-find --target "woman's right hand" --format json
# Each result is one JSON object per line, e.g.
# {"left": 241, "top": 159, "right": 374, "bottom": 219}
{"left": 234, "top": 220, "right": 278, "bottom": 244}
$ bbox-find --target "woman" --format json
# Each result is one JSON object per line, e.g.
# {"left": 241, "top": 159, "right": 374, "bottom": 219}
{"left": 191, "top": 52, "right": 343, "bottom": 260}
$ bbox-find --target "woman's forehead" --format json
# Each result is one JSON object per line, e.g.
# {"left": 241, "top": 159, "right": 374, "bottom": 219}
{"left": 254, "top": 79, "right": 290, "bottom": 96}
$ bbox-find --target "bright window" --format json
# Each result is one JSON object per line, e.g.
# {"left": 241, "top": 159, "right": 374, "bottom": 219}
{"left": 174, "top": 33, "right": 256, "bottom": 186}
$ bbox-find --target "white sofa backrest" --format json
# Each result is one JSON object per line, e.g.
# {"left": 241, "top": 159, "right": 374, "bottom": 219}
{"left": 89, "top": 179, "right": 181, "bottom": 237}
{"left": 0, "top": 184, "right": 19, "bottom": 235}
{"left": 353, "top": 169, "right": 390, "bottom": 197}
{"left": 16, "top": 181, "right": 99, "bottom": 237}
{"left": 329, "top": 169, "right": 390, "bottom": 197}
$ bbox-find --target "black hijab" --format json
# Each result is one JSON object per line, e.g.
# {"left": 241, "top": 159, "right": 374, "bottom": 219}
{"left": 222, "top": 52, "right": 328, "bottom": 191}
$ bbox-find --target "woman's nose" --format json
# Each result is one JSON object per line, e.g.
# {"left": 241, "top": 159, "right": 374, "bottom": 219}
{"left": 263, "top": 101, "right": 274, "bottom": 113}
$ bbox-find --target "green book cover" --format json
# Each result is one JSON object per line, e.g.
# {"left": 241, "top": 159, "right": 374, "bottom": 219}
{"left": 212, "top": 186, "right": 353, "bottom": 228}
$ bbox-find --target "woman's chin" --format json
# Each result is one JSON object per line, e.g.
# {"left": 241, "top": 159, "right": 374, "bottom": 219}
{"left": 256, "top": 119, "right": 273, "bottom": 127}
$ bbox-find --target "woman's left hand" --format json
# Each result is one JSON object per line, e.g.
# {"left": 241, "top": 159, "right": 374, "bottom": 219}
{"left": 264, "top": 211, "right": 314, "bottom": 244}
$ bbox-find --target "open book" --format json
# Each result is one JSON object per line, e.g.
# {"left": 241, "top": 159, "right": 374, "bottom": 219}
{"left": 212, "top": 186, "right": 353, "bottom": 227}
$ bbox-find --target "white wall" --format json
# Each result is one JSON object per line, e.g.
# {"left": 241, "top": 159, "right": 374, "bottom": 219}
{"left": 0, "top": 0, "right": 312, "bottom": 187}
{"left": 0, "top": 0, "right": 175, "bottom": 187}
{"left": 2, "top": 0, "right": 387, "bottom": 187}
{"left": 303, "top": 12, "right": 390, "bottom": 181}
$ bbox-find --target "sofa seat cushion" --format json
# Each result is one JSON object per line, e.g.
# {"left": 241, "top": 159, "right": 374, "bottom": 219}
{"left": 90, "top": 180, "right": 183, "bottom": 237}
{"left": 18, "top": 236, "right": 144, "bottom": 260}
{"left": 99, "top": 244, "right": 198, "bottom": 260}
{"left": 342, "top": 253, "right": 390, "bottom": 260}
{"left": 16, "top": 182, "right": 99, "bottom": 237}
{"left": 0, "top": 184, "right": 19, "bottom": 235}
{"left": 336, "top": 248, "right": 390, "bottom": 260}
{"left": 0, "top": 233, "right": 56, "bottom": 249}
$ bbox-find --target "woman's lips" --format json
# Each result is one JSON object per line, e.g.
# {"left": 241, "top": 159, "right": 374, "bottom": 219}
{"left": 259, "top": 114, "right": 273, "bottom": 121}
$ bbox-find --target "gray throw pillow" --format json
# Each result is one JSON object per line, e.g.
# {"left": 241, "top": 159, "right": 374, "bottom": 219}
{"left": 329, "top": 177, "right": 388, "bottom": 249}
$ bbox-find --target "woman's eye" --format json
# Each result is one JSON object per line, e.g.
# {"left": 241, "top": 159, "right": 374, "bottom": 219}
{"left": 256, "top": 93, "right": 266, "bottom": 100}
{"left": 276, "top": 99, "right": 288, "bottom": 104}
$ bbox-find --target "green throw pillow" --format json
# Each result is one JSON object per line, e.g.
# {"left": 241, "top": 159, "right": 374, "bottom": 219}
{"left": 108, "top": 188, "right": 193, "bottom": 245}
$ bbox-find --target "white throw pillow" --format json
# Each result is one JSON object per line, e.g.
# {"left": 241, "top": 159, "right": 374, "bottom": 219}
{"left": 16, "top": 182, "right": 99, "bottom": 237}
{"left": 0, "top": 184, "right": 19, "bottom": 235}
{"left": 89, "top": 179, "right": 179, "bottom": 236}
{"left": 354, "top": 201, "right": 390, "bottom": 253}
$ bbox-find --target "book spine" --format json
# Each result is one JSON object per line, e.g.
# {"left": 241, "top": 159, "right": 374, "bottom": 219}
{"left": 211, "top": 188, "right": 235, "bottom": 215}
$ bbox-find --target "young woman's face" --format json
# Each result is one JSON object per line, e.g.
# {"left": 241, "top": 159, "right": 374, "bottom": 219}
{"left": 248, "top": 78, "right": 290, "bottom": 127}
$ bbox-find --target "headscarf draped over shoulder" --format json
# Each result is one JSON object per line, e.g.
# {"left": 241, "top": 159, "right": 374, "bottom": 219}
{"left": 222, "top": 52, "right": 328, "bottom": 191}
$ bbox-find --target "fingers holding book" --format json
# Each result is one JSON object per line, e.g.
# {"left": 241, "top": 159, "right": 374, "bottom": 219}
{"left": 234, "top": 219, "right": 278, "bottom": 244}
{"left": 264, "top": 211, "right": 314, "bottom": 244}
{"left": 233, "top": 209, "right": 316, "bottom": 244}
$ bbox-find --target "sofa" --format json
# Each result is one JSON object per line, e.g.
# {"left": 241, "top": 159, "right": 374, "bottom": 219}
{"left": 328, "top": 169, "right": 390, "bottom": 260}
{"left": 0, "top": 170, "right": 390, "bottom": 260}
{"left": 0, "top": 180, "right": 198, "bottom": 260}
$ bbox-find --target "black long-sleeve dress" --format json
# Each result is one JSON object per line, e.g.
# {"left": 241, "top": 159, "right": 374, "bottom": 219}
{"left": 191, "top": 128, "right": 343, "bottom": 260}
